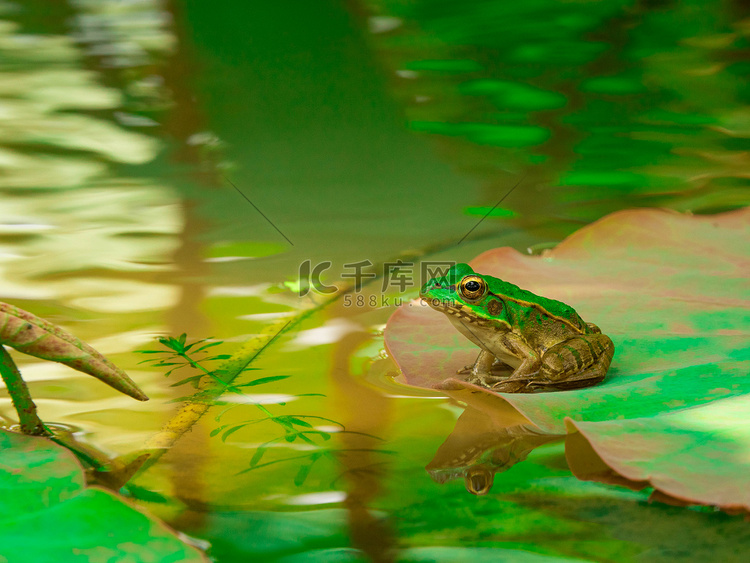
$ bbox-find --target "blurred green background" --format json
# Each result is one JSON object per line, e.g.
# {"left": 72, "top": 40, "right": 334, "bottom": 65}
{"left": 1, "top": 0, "right": 749, "bottom": 561}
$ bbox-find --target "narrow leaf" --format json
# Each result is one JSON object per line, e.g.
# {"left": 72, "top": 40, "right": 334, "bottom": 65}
{"left": 221, "top": 425, "right": 247, "bottom": 442}
{"left": 249, "top": 446, "right": 268, "bottom": 468}
{"left": 237, "top": 375, "right": 291, "bottom": 387}
{"left": 282, "top": 415, "right": 344, "bottom": 429}
{"left": 209, "top": 425, "right": 227, "bottom": 437}
{"left": 169, "top": 375, "right": 204, "bottom": 388}
{"left": 294, "top": 462, "right": 313, "bottom": 487}
{"left": 296, "top": 453, "right": 323, "bottom": 487}
{"left": 194, "top": 341, "right": 223, "bottom": 353}
{"left": 286, "top": 417, "right": 313, "bottom": 428}
{"left": 237, "top": 453, "right": 312, "bottom": 475}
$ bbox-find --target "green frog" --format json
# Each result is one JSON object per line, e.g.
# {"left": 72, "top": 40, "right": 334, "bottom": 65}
{"left": 419, "top": 263, "right": 614, "bottom": 392}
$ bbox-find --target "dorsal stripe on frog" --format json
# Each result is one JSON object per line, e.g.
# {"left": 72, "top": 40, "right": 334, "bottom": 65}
{"left": 485, "top": 278, "right": 587, "bottom": 333}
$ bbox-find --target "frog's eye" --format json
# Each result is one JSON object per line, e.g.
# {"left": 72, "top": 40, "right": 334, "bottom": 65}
{"left": 459, "top": 275, "right": 487, "bottom": 301}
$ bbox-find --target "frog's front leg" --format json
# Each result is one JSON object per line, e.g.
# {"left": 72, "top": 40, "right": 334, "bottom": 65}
{"left": 486, "top": 333, "right": 541, "bottom": 392}
{"left": 462, "top": 350, "right": 505, "bottom": 387}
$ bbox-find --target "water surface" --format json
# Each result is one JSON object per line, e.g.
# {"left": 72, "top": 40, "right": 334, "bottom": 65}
{"left": 1, "top": 0, "right": 749, "bottom": 561}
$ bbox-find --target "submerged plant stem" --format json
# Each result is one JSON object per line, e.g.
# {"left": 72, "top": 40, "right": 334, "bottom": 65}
{"left": 142, "top": 319, "right": 301, "bottom": 461}
{"left": 0, "top": 346, "right": 50, "bottom": 436}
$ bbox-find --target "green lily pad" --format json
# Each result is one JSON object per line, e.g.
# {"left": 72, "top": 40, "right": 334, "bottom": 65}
{"left": 0, "top": 429, "right": 206, "bottom": 562}
{"left": 384, "top": 207, "right": 749, "bottom": 511}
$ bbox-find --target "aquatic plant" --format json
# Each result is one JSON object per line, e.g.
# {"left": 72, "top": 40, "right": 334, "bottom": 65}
{"left": 0, "top": 302, "right": 148, "bottom": 436}
{"left": 139, "top": 332, "right": 386, "bottom": 486}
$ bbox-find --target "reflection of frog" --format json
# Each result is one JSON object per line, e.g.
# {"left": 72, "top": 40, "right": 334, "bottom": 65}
{"left": 420, "top": 263, "right": 614, "bottom": 392}
{"left": 427, "top": 431, "right": 556, "bottom": 495}
{"left": 427, "top": 407, "right": 560, "bottom": 495}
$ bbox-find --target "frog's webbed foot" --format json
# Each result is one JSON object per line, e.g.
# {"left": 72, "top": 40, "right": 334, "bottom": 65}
{"left": 459, "top": 350, "right": 510, "bottom": 388}
{"left": 457, "top": 357, "right": 512, "bottom": 376}
{"left": 491, "top": 379, "right": 535, "bottom": 393}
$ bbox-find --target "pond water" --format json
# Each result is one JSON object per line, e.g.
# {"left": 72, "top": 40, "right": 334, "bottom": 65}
{"left": 2, "top": 0, "right": 749, "bottom": 561}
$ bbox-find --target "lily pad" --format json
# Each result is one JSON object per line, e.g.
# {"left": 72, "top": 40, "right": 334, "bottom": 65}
{"left": 565, "top": 393, "right": 750, "bottom": 512}
{"left": 0, "top": 428, "right": 207, "bottom": 562}
{"left": 384, "top": 208, "right": 750, "bottom": 511}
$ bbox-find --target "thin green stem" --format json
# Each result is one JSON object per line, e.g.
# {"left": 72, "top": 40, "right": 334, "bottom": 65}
{"left": 0, "top": 346, "right": 50, "bottom": 436}
{"left": 176, "top": 348, "right": 316, "bottom": 445}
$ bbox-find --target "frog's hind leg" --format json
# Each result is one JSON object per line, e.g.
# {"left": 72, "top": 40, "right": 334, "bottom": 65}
{"left": 529, "top": 362, "right": 606, "bottom": 391}
{"left": 533, "top": 334, "right": 614, "bottom": 390}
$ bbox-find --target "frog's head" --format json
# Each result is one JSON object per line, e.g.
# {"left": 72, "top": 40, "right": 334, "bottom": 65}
{"left": 420, "top": 263, "right": 510, "bottom": 330}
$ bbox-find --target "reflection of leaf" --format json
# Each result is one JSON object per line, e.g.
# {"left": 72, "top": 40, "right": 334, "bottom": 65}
{"left": 0, "top": 429, "right": 205, "bottom": 561}
{"left": 410, "top": 121, "right": 550, "bottom": 147}
{"left": 385, "top": 208, "right": 749, "bottom": 511}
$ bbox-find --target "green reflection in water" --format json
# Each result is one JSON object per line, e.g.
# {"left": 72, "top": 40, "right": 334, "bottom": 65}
{"left": 367, "top": 0, "right": 750, "bottom": 221}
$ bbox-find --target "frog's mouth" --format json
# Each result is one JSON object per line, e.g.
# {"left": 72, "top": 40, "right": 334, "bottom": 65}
{"left": 423, "top": 297, "right": 494, "bottom": 328}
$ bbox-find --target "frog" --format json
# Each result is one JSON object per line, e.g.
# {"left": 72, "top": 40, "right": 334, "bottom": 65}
{"left": 419, "top": 263, "right": 614, "bottom": 392}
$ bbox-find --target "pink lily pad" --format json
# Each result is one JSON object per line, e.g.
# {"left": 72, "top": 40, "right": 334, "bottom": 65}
{"left": 385, "top": 208, "right": 750, "bottom": 511}
{"left": 565, "top": 393, "right": 750, "bottom": 513}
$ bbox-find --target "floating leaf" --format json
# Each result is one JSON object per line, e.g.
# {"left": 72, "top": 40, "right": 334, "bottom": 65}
{"left": 385, "top": 208, "right": 750, "bottom": 511}
{"left": 0, "top": 429, "right": 205, "bottom": 561}
{"left": 565, "top": 393, "right": 750, "bottom": 513}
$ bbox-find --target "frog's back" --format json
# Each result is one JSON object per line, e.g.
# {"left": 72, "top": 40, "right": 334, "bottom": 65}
{"left": 486, "top": 277, "right": 588, "bottom": 332}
